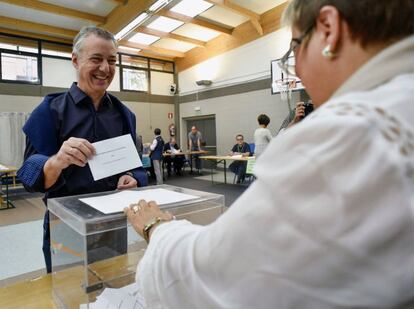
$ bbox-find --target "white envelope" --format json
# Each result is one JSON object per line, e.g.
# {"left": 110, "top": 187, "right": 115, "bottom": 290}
{"left": 88, "top": 134, "right": 142, "bottom": 181}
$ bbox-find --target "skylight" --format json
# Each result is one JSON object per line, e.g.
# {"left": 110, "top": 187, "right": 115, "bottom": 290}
{"left": 147, "top": 16, "right": 184, "bottom": 33}
{"left": 148, "top": 0, "right": 171, "bottom": 12}
{"left": 115, "top": 12, "right": 148, "bottom": 40}
{"left": 128, "top": 33, "right": 160, "bottom": 45}
{"left": 170, "top": 0, "right": 213, "bottom": 18}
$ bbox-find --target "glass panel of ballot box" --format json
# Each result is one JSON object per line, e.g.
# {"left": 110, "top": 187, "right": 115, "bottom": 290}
{"left": 48, "top": 184, "right": 225, "bottom": 309}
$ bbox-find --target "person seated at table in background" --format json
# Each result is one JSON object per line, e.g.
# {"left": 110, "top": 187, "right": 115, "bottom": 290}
{"left": 163, "top": 137, "right": 184, "bottom": 176}
{"left": 188, "top": 126, "right": 203, "bottom": 174}
{"left": 228, "top": 134, "right": 251, "bottom": 183}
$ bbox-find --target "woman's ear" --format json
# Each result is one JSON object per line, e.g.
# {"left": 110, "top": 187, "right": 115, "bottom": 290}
{"left": 316, "top": 5, "right": 342, "bottom": 54}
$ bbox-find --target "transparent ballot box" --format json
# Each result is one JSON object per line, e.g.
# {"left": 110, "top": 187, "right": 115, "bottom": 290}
{"left": 48, "top": 184, "right": 225, "bottom": 308}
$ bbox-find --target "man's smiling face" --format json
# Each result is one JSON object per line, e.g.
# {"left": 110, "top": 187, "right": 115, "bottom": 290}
{"left": 72, "top": 34, "right": 117, "bottom": 98}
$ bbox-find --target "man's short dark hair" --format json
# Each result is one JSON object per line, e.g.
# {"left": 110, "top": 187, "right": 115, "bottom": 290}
{"left": 236, "top": 134, "right": 244, "bottom": 140}
{"left": 154, "top": 128, "right": 161, "bottom": 135}
{"left": 257, "top": 114, "right": 270, "bottom": 126}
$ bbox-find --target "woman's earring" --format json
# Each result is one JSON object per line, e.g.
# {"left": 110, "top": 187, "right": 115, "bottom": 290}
{"left": 322, "top": 45, "right": 336, "bottom": 59}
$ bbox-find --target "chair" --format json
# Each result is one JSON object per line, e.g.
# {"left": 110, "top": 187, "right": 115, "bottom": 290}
{"left": 249, "top": 143, "right": 255, "bottom": 155}
{"left": 182, "top": 156, "right": 191, "bottom": 173}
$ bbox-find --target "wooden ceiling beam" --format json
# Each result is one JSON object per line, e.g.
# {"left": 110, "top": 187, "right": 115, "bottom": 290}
{"left": 0, "top": 27, "right": 73, "bottom": 45}
{"left": 205, "top": 0, "right": 263, "bottom": 35}
{"left": 0, "top": 0, "right": 105, "bottom": 24}
{"left": 176, "top": 2, "right": 288, "bottom": 72}
{"left": 157, "top": 9, "right": 232, "bottom": 35}
{"left": 135, "top": 26, "right": 206, "bottom": 47}
{"left": 0, "top": 16, "right": 78, "bottom": 38}
{"left": 103, "top": 0, "right": 153, "bottom": 34}
{"left": 120, "top": 40, "right": 185, "bottom": 58}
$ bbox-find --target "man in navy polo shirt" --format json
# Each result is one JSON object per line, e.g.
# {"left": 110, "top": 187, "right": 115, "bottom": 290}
{"left": 17, "top": 26, "right": 148, "bottom": 273}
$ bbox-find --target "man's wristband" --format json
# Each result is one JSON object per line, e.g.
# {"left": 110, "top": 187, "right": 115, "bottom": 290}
{"left": 125, "top": 171, "right": 134, "bottom": 177}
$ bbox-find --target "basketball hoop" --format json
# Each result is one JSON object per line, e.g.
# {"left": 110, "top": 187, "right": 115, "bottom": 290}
{"left": 274, "top": 77, "right": 297, "bottom": 111}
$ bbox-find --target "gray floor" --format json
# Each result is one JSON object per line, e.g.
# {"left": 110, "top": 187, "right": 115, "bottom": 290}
{"left": 0, "top": 169, "right": 250, "bottom": 285}
{"left": 155, "top": 169, "right": 250, "bottom": 207}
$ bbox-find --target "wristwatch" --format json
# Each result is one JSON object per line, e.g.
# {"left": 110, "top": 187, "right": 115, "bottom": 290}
{"left": 143, "top": 217, "right": 166, "bottom": 243}
{"left": 125, "top": 172, "right": 134, "bottom": 177}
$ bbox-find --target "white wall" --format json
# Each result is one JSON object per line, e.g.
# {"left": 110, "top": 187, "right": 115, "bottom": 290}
{"left": 151, "top": 71, "right": 174, "bottom": 96}
{"left": 177, "top": 27, "right": 301, "bottom": 155}
{"left": 0, "top": 95, "right": 41, "bottom": 112}
{"left": 0, "top": 94, "right": 173, "bottom": 145}
{"left": 179, "top": 89, "right": 299, "bottom": 155}
{"left": 123, "top": 101, "right": 174, "bottom": 144}
{"left": 178, "top": 27, "right": 291, "bottom": 95}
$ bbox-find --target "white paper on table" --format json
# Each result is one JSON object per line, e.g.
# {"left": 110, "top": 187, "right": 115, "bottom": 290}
{"left": 79, "top": 188, "right": 199, "bottom": 214}
{"left": 231, "top": 154, "right": 243, "bottom": 158}
{"left": 88, "top": 134, "right": 142, "bottom": 181}
{"left": 0, "top": 164, "right": 8, "bottom": 170}
{"left": 80, "top": 282, "right": 147, "bottom": 309}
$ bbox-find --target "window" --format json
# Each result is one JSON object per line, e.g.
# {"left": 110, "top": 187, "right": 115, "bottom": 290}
{"left": 150, "top": 59, "right": 174, "bottom": 72}
{"left": 122, "top": 68, "right": 148, "bottom": 91}
{"left": 42, "top": 42, "right": 72, "bottom": 59}
{"left": 121, "top": 54, "right": 148, "bottom": 68}
{"left": 0, "top": 34, "right": 40, "bottom": 84}
{"left": 1, "top": 53, "right": 39, "bottom": 83}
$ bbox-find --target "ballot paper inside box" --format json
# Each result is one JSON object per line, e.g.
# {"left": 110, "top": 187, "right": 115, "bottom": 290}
{"left": 48, "top": 184, "right": 225, "bottom": 309}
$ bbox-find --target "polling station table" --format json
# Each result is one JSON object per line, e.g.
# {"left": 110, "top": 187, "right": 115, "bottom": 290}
{"left": 200, "top": 155, "right": 255, "bottom": 184}
{"left": 0, "top": 164, "right": 17, "bottom": 210}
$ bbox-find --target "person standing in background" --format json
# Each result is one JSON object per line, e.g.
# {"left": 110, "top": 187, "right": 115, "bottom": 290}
{"left": 253, "top": 114, "right": 273, "bottom": 157}
{"left": 150, "top": 128, "right": 164, "bottom": 185}
{"left": 188, "top": 126, "right": 203, "bottom": 174}
{"left": 136, "top": 134, "right": 143, "bottom": 159}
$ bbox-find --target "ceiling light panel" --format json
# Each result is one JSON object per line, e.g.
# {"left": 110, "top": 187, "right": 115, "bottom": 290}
{"left": 128, "top": 33, "right": 160, "bottom": 45}
{"left": 170, "top": 0, "right": 213, "bottom": 18}
{"left": 147, "top": 16, "right": 184, "bottom": 33}
{"left": 115, "top": 12, "right": 148, "bottom": 40}
{"left": 148, "top": 0, "right": 170, "bottom": 12}
{"left": 173, "top": 23, "right": 220, "bottom": 41}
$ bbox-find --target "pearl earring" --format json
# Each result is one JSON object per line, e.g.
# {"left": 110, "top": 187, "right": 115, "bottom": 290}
{"left": 322, "top": 44, "right": 336, "bottom": 59}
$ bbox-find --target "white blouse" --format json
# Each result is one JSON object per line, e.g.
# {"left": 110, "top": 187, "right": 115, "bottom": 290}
{"left": 136, "top": 36, "right": 414, "bottom": 308}
{"left": 253, "top": 127, "right": 273, "bottom": 157}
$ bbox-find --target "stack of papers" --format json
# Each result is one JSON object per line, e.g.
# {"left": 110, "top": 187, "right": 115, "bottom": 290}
{"left": 0, "top": 164, "right": 8, "bottom": 171}
{"left": 79, "top": 188, "right": 199, "bottom": 214}
{"left": 80, "top": 282, "right": 146, "bottom": 309}
{"left": 231, "top": 154, "right": 243, "bottom": 158}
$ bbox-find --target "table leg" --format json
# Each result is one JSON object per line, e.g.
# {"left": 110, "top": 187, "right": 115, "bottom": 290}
{"left": 1, "top": 172, "right": 15, "bottom": 210}
{"left": 224, "top": 161, "right": 227, "bottom": 184}
{"left": 210, "top": 161, "right": 214, "bottom": 184}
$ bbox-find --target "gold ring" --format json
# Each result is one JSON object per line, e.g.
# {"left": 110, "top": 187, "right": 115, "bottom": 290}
{"left": 132, "top": 205, "right": 140, "bottom": 214}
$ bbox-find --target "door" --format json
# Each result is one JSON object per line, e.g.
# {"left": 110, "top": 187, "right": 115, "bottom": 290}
{"left": 186, "top": 116, "right": 216, "bottom": 169}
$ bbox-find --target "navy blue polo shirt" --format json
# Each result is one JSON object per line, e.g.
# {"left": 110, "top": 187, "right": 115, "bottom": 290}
{"left": 21, "top": 83, "right": 143, "bottom": 200}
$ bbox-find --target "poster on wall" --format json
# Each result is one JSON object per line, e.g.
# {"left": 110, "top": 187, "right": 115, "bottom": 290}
{"left": 270, "top": 57, "right": 305, "bottom": 94}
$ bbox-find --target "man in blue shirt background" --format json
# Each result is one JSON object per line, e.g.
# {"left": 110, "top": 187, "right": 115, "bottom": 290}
{"left": 17, "top": 26, "right": 148, "bottom": 273}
